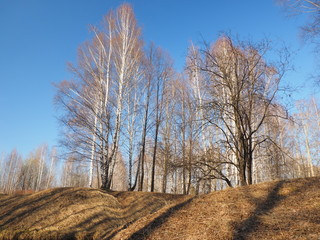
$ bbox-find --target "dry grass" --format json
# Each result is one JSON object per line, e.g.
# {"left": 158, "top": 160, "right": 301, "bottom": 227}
{"left": 141, "top": 177, "right": 320, "bottom": 240}
{"left": 0, "top": 187, "right": 189, "bottom": 239}
{"left": 0, "top": 177, "right": 319, "bottom": 240}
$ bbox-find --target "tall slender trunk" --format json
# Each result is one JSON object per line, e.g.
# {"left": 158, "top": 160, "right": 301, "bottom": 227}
{"left": 95, "top": 157, "right": 100, "bottom": 188}
{"left": 138, "top": 79, "right": 151, "bottom": 191}
{"left": 46, "top": 150, "right": 55, "bottom": 189}
{"left": 312, "top": 97, "right": 320, "bottom": 129}
{"left": 303, "top": 124, "right": 314, "bottom": 177}
{"left": 151, "top": 119, "right": 159, "bottom": 192}
{"left": 129, "top": 151, "right": 141, "bottom": 191}
{"left": 247, "top": 153, "right": 253, "bottom": 185}
{"left": 127, "top": 87, "right": 138, "bottom": 189}
{"left": 187, "top": 137, "right": 193, "bottom": 194}
{"left": 162, "top": 152, "right": 168, "bottom": 193}
{"left": 36, "top": 148, "right": 45, "bottom": 191}
{"left": 102, "top": 47, "right": 125, "bottom": 189}
{"left": 151, "top": 80, "right": 160, "bottom": 192}
{"left": 89, "top": 110, "right": 98, "bottom": 187}
{"left": 182, "top": 130, "right": 187, "bottom": 194}
{"left": 128, "top": 130, "right": 134, "bottom": 189}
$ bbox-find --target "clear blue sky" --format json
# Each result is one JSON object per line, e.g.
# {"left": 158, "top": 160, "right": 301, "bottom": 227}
{"left": 0, "top": 0, "right": 317, "bottom": 157}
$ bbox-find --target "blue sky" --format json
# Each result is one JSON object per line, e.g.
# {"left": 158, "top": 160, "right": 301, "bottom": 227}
{"left": 0, "top": 0, "right": 317, "bottom": 157}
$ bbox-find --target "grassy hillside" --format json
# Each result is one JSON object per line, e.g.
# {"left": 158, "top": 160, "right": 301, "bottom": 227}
{"left": 0, "top": 187, "right": 191, "bottom": 239}
{"left": 117, "top": 177, "right": 319, "bottom": 240}
{"left": 0, "top": 177, "right": 319, "bottom": 240}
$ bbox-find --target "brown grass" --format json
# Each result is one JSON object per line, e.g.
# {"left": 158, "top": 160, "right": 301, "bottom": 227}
{"left": 138, "top": 177, "right": 320, "bottom": 240}
{"left": 0, "top": 177, "right": 319, "bottom": 240}
{"left": 0, "top": 187, "right": 190, "bottom": 240}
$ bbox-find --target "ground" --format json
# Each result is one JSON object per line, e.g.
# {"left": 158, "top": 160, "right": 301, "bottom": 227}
{"left": 0, "top": 177, "right": 319, "bottom": 240}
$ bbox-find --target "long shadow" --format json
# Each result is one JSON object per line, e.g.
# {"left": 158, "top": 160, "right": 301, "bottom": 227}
{"left": 62, "top": 214, "right": 123, "bottom": 240}
{"left": 232, "top": 181, "right": 285, "bottom": 240}
{"left": 0, "top": 188, "right": 86, "bottom": 228}
{"left": 124, "top": 197, "right": 193, "bottom": 240}
{"left": 0, "top": 188, "right": 70, "bottom": 220}
{"left": 231, "top": 177, "right": 320, "bottom": 240}
{"left": 25, "top": 191, "right": 187, "bottom": 239}
{"left": 1, "top": 187, "right": 184, "bottom": 239}
{"left": 0, "top": 188, "right": 125, "bottom": 239}
{"left": 35, "top": 204, "right": 122, "bottom": 231}
{"left": 0, "top": 195, "right": 22, "bottom": 208}
{"left": 68, "top": 193, "right": 181, "bottom": 239}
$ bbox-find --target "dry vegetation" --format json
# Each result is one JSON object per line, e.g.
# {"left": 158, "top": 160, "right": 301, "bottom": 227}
{"left": 0, "top": 177, "right": 319, "bottom": 240}
{"left": 0, "top": 187, "right": 191, "bottom": 239}
{"left": 133, "top": 177, "right": 320, "bottom": 240}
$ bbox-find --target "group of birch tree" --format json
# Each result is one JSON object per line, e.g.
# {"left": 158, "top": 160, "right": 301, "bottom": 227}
{"left": 55, "top": 4, "right": 320, "bottom": 194}
{"left": 56, "top": 4, "right": 172, "bottom": 191}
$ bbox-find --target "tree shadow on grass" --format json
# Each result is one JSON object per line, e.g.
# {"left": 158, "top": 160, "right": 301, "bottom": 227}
{"left": 0, "top": 188, "right": 85, "bottom": 228}
{"left": 94, "top": 194, "right": 192, "bottom": 239}
{"left": 0, "top": 188, "right": 192, "bottom": 240}
{"left": 232, "top": 181, "right": 285, "bottom": 240}
{"left": 123, "top": 197, "right": 193, "bottom": 240}
{"left": 232, "top": 177, "right": 320, "bottom": 240}
{"left": 28, "top": 191, "right": 189, "bottom": 240}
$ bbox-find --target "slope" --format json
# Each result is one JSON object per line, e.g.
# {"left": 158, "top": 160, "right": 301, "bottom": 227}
{"left": 118, "top": 177, "right": 320, "bottom": 240}
{"left": 0, "top": 177, "right": 319, "bottom": 240}
{"left": 0, "top": 187, "right": 190, "bottom": 239}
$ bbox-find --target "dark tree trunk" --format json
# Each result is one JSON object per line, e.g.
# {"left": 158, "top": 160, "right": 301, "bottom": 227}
{"left": 138, "top": 102, "right": 149, "bottom": 191}
{"left": 150, "top": 120, "right": 159, "bottom": 192}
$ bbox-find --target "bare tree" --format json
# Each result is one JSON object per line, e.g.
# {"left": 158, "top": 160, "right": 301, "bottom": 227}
{"left": 46, "top": 147, "right": 58, "bottom": 189}
{"left": 149, "top": 45, "right": 172, "bottom": 192}
{"left": 190, "top": 35, "right": 287, "bottom": 186}
{"left": 56, "top": 4, "right": 143, "bottom": 190}
{"left": 103, "top": 4, "right": 143, "bottom": 190}
{"left": 3, "top": 150, "right": 22, "bottom": 193}
{"left": 295, "top": 98, "right": 320, "bottom": 177}
{"left": 61, "top": 155, "right": 87, "bottom": 187}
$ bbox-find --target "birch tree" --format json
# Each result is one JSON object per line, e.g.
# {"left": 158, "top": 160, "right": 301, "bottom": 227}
{"left": 56, "top": 4, "right": 143, "bottom": 190}
{"left": 102, "top": 4, "right": 143, "bottom": 189}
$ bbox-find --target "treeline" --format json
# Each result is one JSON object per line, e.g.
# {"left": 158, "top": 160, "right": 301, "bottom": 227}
{"left": 2, "top": 4, "right": 319, "bottom": 195}
{"left": 54, "top": 4, "right": 320, "bottom": 194}
{"left": 0, "top": 145, "right": 58, "bottom": 194}
{"left": 0, "top": 145, "right": 96, "bottom": 194}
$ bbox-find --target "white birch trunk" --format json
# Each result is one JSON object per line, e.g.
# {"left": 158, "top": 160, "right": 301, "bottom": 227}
{"left": 302, "top": 123, "right": 314, "bottom": 177}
